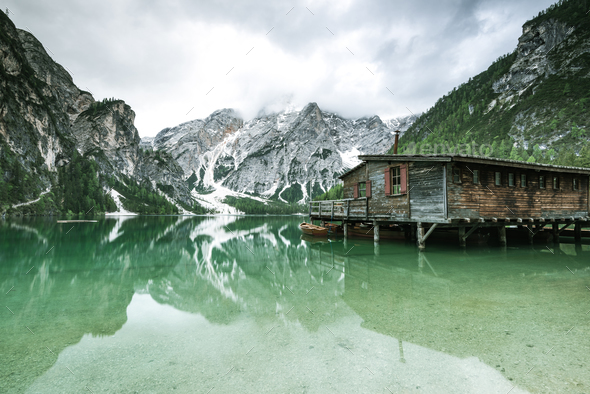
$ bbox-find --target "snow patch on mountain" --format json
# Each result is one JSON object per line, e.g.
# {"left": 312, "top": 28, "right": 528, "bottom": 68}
{"left": 106, "top": 190, "right": 138, "bottom": 216}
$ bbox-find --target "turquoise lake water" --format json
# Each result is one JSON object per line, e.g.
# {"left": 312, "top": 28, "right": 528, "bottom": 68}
{"left": 1, "top": 216, "right": 589, "bottom": 393}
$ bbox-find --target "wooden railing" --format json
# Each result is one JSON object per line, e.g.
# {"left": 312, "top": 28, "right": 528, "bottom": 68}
{"left": 309, "top": 198, "right": 368, "bottom": 219}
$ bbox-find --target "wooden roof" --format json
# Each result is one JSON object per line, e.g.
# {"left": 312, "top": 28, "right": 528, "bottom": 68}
{"left": 338, "top": 154, "right": 590, "bottom": 179}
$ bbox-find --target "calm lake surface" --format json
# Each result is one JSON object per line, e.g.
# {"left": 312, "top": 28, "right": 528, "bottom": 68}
{"left": 1, "top": 215, "right": 589, "bottom": 394}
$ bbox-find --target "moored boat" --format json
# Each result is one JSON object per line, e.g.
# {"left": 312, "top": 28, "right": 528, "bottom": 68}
{"left": 299, "top": 222, "right": 340, "bottom": 236}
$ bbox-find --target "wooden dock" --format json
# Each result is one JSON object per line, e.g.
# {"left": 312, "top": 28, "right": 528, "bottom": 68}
{"left": 310, "top": 199, "right": 590, "bottom": 247}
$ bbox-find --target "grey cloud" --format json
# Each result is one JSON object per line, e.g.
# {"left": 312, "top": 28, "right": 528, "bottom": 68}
{"left": 7, "top": 0, "right": 557, "bottom": 136}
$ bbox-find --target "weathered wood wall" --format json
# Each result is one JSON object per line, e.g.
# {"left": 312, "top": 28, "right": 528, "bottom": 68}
{"left": 367, "top": 161, "right": 409, "bottom": 219}
{"left": 342, "top": 160, "right": 447, "bottom": 221}
{"left": 409, "top": 162, "right": 446, "bottom": 220}
{"left": 342, "top": 161, "right": 409, "bottom": 219}
{"left": 342, "top": 164, "right": 365, "bottom": 199}
{"left": 447, "top": 162, "right": 589, "bottom": 219}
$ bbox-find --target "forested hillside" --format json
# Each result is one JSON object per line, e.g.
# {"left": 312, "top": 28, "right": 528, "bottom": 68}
{"left": 394, "top": 0, "right": 590, "bottom": 168}
{"left": 57, "top": 153, "right": 117, "bottom": 215}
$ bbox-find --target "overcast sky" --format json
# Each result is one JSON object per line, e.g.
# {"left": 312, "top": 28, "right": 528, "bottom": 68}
{"left": 7, "top": 0, "right": 555, "bottom": 137}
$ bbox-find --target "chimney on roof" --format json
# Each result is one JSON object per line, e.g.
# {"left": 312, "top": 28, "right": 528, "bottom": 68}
{"left": 393, "top": 130, "right": 400, "bottom": 154}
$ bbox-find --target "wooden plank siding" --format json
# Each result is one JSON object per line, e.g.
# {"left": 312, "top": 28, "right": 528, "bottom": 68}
{"left": 367, "top": 160, "right": 409, "bottom": 219}
{"left": 446, "top": 162, "right": 589, "bottom": 219}
{"left": 342, "top": 164, "right": 365, "bottom": 199}
{"left": 342, "top": 160, "right": 447, "bottom": 221}
{"left": 409, "top": 162, "right": 446, "bottom": 220}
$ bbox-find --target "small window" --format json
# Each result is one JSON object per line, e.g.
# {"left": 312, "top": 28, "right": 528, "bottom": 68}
{"left": 392, "top": 167, "right": 401, "bottom": 194}
{"left": 573, "top": 178, "right": 579, "bottom": 191}
{"left": 453, "top": 167, "right": 461, "bottom": 183}
{"left": 553, "top": 176, "right": 559, "bottom": 190}
{"left": 495, "top": 172, "right": 502, "bottom": 186}
{"left": 520, "top": 174, "right": 527, "bottom": 187}
{"left": 508, "top": 173, "right": 515, "bottom": 187}
{"left": 358, "top": 182, "right": 366, "bottom": 197}
{"left": 539, "top": 175, "right": 545, "bottom": 189}
{"left": 473, "top": 170, "right": 480, "bottom": 184}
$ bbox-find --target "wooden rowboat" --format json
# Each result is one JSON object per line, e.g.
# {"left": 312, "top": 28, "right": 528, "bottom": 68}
{"left": 299, "top": 222, "right": 340, "bottom": 236}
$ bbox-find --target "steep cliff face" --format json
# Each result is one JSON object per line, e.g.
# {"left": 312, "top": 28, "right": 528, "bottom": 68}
{"left": 492, "top": 19, "right": 571, "bottom": 96}
{"left": 71, "top": 101, "right": 194, "bottom": 207}
{"left": 0, "top": 11, "right": 194, "bottom": 213}
{"left": 73, "top": 101, "right": 140, "bottom": 175}
{"left": 17, "top": 30, "right": 93, "bottom": 125}
{"left": 150, "top": 103, "right": 417, "bottom": 209}
{"left": 0, "top": 11, "right": 76, "bottom": 195}
{"left": 399, "top": 0, "right": 590, "bottom": 165}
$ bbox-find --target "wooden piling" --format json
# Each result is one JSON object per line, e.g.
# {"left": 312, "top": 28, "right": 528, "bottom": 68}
{"left": 574, "top": 222, "right": 582, "bottom": 243}
{"left": 458, "top": 226, "right": 466, "bottom": 247}
{"left": 527, "top": 226, "right": 534, "bottom": 244}
{"left": 498, "top": 225, "right": 507, "bottom": 246}
{"left": 417, "top": 222, "right": 425, "bottom": 250}
{"left": 418, "top": 252, "right": 424, "bottom": 272}
{"left": 552, "top": 223, "right": 560, "bottom": 244}
{"left": 374, "top": 242, "right": 380, "bottom": 256}
{"left": 373, "top": 220, "right": 380, "bottom": 243}
{"left": 343, "top": 222, "right": 348, "bottom": 238}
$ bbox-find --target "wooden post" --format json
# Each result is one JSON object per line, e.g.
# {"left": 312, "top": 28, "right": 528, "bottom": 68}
{"left": 458, "top": 226, "right": 466, "bottom": 247}
{"left": 331, "top": 201, "right": 334, "bottom": 218}
{"left": 498, "top": 225, "right": 507, "bottom": 246}
{"left": 528, "top": 225, "right": 534, "bottom": 244}
{"left": 343, "top": 223, "right": 348, "bottom": 238}
{"left": 417, "top": 222, "right": 425, "bottom": 250}
{"left": 418, "top": 252, "right": 424, "bottom": 273}
{"left": 346, "top": 200, "right": 350, "bottom": 219}
{"left": 574, "top": 222, "right": 582, "bottom": 243}
{"left": 553, "top": 223, "right": 560, "bottom": 244}
{"left": 373, "top": 220, "right": 380, "bottom": 243}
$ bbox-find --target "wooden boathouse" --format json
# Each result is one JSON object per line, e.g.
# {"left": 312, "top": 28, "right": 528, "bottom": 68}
{"left": 309, "top": 154, "right": 590, "bottom": 249}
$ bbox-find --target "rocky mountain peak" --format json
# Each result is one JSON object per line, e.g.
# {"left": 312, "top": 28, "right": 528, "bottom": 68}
{"left": 203, "top": 108, "right": 243, "bottom": 137}
{"left": 17, "top": 29, "right": 73, "bottom": 84}
{"left": 147, "top": 103, "right": 417, "bottom": 210}
{"left": 364, "top": 115, "right": 385, "bottom": 129}
{"left": 300, "top": 102, "right": 323, "bottom": 121}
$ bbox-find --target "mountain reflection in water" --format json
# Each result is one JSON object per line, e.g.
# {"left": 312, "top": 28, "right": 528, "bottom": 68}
{"left": 1, "top": 215, "right": 588, "bottom": 393}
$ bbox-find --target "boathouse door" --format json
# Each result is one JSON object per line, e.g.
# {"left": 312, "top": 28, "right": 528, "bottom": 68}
{"left": 408, "top": 162, "right": 446, "bottom": 220}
